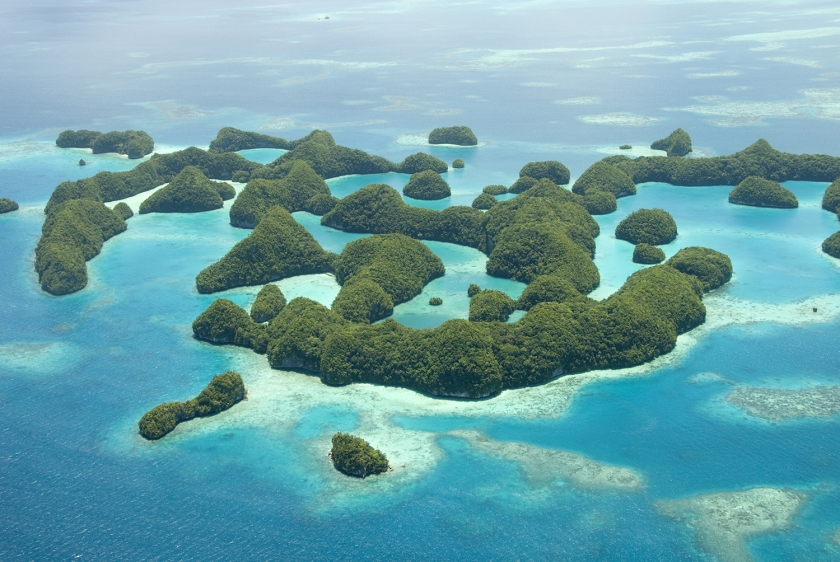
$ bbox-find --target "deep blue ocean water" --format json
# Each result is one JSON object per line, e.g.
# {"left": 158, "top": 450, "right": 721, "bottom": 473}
{"left": 2, "top": 1, "right": 840, "bottom": 560}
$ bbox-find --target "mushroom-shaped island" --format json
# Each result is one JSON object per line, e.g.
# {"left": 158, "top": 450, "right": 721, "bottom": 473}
{"left": 823, "top": 232, "right": 840, "bottom": 259}
{"left": 728, "top": 176, "right": 798, "bottom": 208}
{"left": 0, "top": 198, "right": 19, "bottom": 214}
{"left": 140, "top": 166, "right": 235, "bottom": 214}
{"left": 651, "top": 128, "right": 692, "bottom": 157}
{"left": 403, "top": 170, "right": 451, "bottom": 200}
{"left": 428, "top": 126, "right": 478, "bottom": 146}
{"left": 330, "top": 433, "right": 389, "bottom": 478}
{"left": 519, "top": 161, "right": 571, "bottom": 185}
{"left": 633, "top": 243, "right": 666, "bottom": 264}
{"left": 615, "top": 208, "right": 678, "bottom": 245}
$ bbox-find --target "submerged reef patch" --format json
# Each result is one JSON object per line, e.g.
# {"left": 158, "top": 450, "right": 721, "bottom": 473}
{"left": 725, "top": 385, "right": 840, "bottom": 421}
{"left": 656, "top": 487, "right": 807, "bottom": 562}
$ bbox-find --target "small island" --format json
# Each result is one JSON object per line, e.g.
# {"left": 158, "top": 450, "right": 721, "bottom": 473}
{"left": 208, "top": 127, "right": 294, "bottom": 153}
{"left": 572, "top": 161, "right": 637, "bottom": 198}
{"left": 633, "top": 243, "right": 666, "bottom": 264}
{"left": 620, "top": 145, "right": 632, "bottom": 150}
{"left": 428, "top": 126, "right": 478, "bottom": 146}
{"left": 728, "top": 176, "right": 798, "bottom": 208}
{"left": 402, "top": 170, "right": 451, "bottom": 200}
{"left": 650, "top": 128, "right": 692, "bottom": 157}
{"left": 452, "top": 158, "right": 465, "bottom": 169}
{"left": 429, "top": 297, "right": 443, "bottom": 306}
{"left": 519, "top": 161, "right": 571, "bottom": 185}
{"left": 471, "top": 193, "right": 497, "bottom": 210}
{"left": 0, "top": 198, "right": 19, "bottom": 214}
{"left": 823, "top": 179, "right": 840, "bottom": 213}
{"left": 582, "top": 192, "right": 617, "bottom": 215}
{"left": 482, "top": 184, "right": 507, "bottom": 196}
{"left": 138, "top": 372, "right": 246, "bottom": 440}
{"left": 112, "top": 202, "right": 133, "bottom": 220}
{"left": 330, "top": 433, "right": 389, "bottom": 478}
{"left": 250, "top": 284, "right": 287, "bottom": 323}
{"left": 396, "top": 152, "right": 449, "bottom": 174}
{"left": 468, "top": 289, "right": 515, "bottom": 322}
{"left": 823, "top": 232, "right": 840, "bottom": 259}
{"left": 615, "top": 208, "right": 678, "bottom": 245}
{"left": 467, "top": 284, "right": 481, "bottom": 297}
{"left": 139, "top": 166, "right": 235, "bottom": 214}
{"left": 56, "top": 129, "right": 154, "bottom": 159}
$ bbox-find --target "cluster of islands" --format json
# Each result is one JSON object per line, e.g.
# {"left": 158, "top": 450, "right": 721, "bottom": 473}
{"left": 5, "top": 123, "right": 840, "bottom": 475}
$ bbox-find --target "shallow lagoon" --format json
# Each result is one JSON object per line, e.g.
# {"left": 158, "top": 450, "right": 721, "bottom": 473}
{"left": 3, "top": 0, "right": 840, "bottom": 557}
{"left": 2, "top": 139, "right": 840, "bottom": 560}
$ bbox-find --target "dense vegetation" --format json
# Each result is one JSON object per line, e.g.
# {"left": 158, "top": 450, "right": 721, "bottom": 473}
{"left": 666, "top": 247, "right": 732, "bottom": 291}
{"left": 35, "top": 200, "right": 127, "bottom": 295}
{"left": 468, "top": 284, "right": 481, "bottom": 298}
{"left": 482, "top": 184, "right": 508, "bottom": 196}
{"left": 728, "top": 176, "right": 798, "bottom": 208}
{"left": 572, "top": 161, "right": 637, "bottom": 198}
{"left": 472, "top": 193, "right": 497, "bottom": 210}
{"left": 607, "top": 139, "right": 840, "bottom": 186}
{"left": 396, "top": 152, "right": 449, "bottom": 174}
{"left": 428, "top": 126, "right": 478, "bottom": 146}
{"left": 823, "top": 232, "right": 840, "bottom": 259}
{"left": 651, "top": 128, "right": 692, "bottom": 157}
{"left": 196, "top": 206, "right": 335, "bottom": 293}
{"left": 45, "top": 146, "right": 260, "bottom": 214}
{"left": 330, "top": 433, "right": 389, "bottom": 478}
{"left": 519, "top": 161, "right": 571, "bottom": 185}
{"left": 266, "top": 297, "right": 349, "bottom": 372}
{"left": 582, "top": 192, "right": 617, "bottom": 215}
{"left": 452, "top": 158, "right": 465, "bottom": 169}
{"left": 229, "top": 160, "right": 332, "bottom": 227}
{"left": 402, "top": 170, "right": 451, "bottom": 200}
{"left": 250, "top": 130, "right": 391, "bottom": 180}
{"left": 139, "top": 166, "right": 233, "bottom": 214}
{"left": 469, "top": 290, "right": 516, "bottom": 322}
{"left": 633, "top": 243, "right": 666, "bottom": 264}
{"left": 250, "top": 284, "right": 287, "bottom": 323}
{"left": 57, "top": 129, "right": 155, "bottom": 159}
{"left": 138, "top": 372, "right": 245, "bottom": 440}
{"left": 112, "top": 202, "right": 133, "bottom": 220}
{"left": 620, "top": 145, "right": 632, "bottom": 150}
{"left": 331, "top": 234, "right": 444, "bottom": 323}
{"left": 615, "top": 209, "right": 678, "bottom": 245}
{"left": 508, "top": 176, "right": 538, "bottom": 194}
{"left": 515, "top": 275, "right": 589, "bottom": 311}
{"left": 0, "top": 198, "right": 19, "bottom": 214}
{"left": 822, "top": 179, "right": 840, "bottom": 213}
{"left": 193, "top": 298, "right": 268, "bottom": 352}
{"left": 208, "top": 127, "right": 293, "bottom": 152}
{"left": 429, "top": 297, "right": 443, "bottom": 306}
{"left": 322, "top": 184, "right": 485, "bottom": 249}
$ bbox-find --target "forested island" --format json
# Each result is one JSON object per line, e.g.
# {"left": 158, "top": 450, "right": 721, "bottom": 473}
{"left": 56, "top": 129, "right": 154, "bottom": 159}
{"left": 728, "top": 176, "right": 798, "bottom": 208}
{"left": 428, "top": 126, "right": 478, "bottom": 146}
{"left": 138, "top": 372, "right": 245, "bottom": 440}
{"left": 0, "top": 198, "right": 18, "bottom": 214}
{"left": 330, "top": 433, "right": 389, "bottom": 478}
{"left": 650, "top": 128, "right": 692, "bottom": 157}
{"left": 140, "top": 166, "right": 235, "bottom": 214}
{"left": 38, "top": 125, "right": 840, "bottom": 402}
{"left": 403, "top": 170, "right": 451, "bottom": 200}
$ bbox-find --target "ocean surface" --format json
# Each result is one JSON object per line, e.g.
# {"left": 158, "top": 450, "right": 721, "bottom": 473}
{"left": 1, "top": 1, "right": 840, "bottom": 560}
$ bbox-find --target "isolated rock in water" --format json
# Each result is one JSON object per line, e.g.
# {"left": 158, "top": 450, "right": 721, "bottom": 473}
{"left": 79, "top": 159, "right": 86, "bottom": 166}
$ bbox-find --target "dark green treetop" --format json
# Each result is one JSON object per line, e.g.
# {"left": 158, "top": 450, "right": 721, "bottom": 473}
{"left": 482, "top": 184, "right": 507, "bottom": 195}
{"left": 615, "top": 208, "right": 677, "bottom": 245}
{"left": 633, "top": 243, "right": 666, "bottom": 264}
{"left": 428, "top": 126, "right": 478, "bottom": 146}
{"left": 519, "top": 161, "right": 571, "bottom": 185}
{"left": 823, "top": 231, "right": 840, "bottom": 259}
{"left": 650, "top": 128, "right": 692, "bottom": 157}
{"left": 138, "top": 372, "right": 245, "bottom": 440}
{"left": 728, "top": 176, "right": 798, "bottom": 208}
{"left": 822, "top": 179, "right": 840, "bottom": 213}
{"left": 572, "top": 161, "right": 637, "bottom": 197}
{"left": 396, "top": 152, "right": 449, "bottom": 174}
{"left": 0, "top": 198, "right": 19, "bottom": 214}
{"left": 452, "top": 158, "right": 465, "bottom": 169}
{"left": 472, "top": 192, "right": 497, "bottom": 210}
{"left": 402, "top": 170, "right": 451, "bottom": 200}
{"left": 251, "top": 284, "right": 287, "bottom": 323}
{"left": 330, "top": 433, "right": 389, "bottom": 478}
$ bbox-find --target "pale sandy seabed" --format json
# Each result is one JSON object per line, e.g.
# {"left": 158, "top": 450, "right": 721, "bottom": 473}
{"left": 99, "top": 288, "right": 840, "bottom": 514}
{"left": 725, "top": 385, "right": 840, "bottom": 421}
{"left": 656, "top": 487, "right": 807, "bottom": 562}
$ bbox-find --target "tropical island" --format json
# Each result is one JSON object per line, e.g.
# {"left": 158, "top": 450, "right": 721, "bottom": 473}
{"left": 428, "top": 126, "right": 478, "bottom": 146}
{"left": 615, "top": 208, "right": 678, "bottom": 245}
{"left": 56, "top": 129, "right": 154, "bottom": 159}
{"left": 39, "top": 126, "right": 840, "bottom": 403}
{"left": 139, "top": 166, "right": 235, "bottom": 214}
{"left": 452, "top": 158, "right": 465, "bottom": 169}
{"left": 330, "top": 433, "right": 389, "bottom": 478}
{"left": 633, "top": 243, "right": 666, "bottom": 264}
{"left": 402, "top": 170, "right": 451, "bottom": 200}
{"left": 823, "top": 232, "right": 840, "bottom": 259}
{"left": 650, "top": 128, "right": 692, "bottom": 157}
{"left": 0, "top": 198, "right": 18, "bottom": 214}
{"left": 823, "top": 179, "right": 840, "bottom": 214}
{"left": 138, "top": 372, "right": 245, "bottom": 440}
{"left": 728, "top": 176, "right": 798, "bottom": 208}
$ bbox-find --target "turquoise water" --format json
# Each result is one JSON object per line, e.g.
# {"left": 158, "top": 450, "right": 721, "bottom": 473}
{"left": 3, "top": 1, "right": 840, "bottom": 560}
